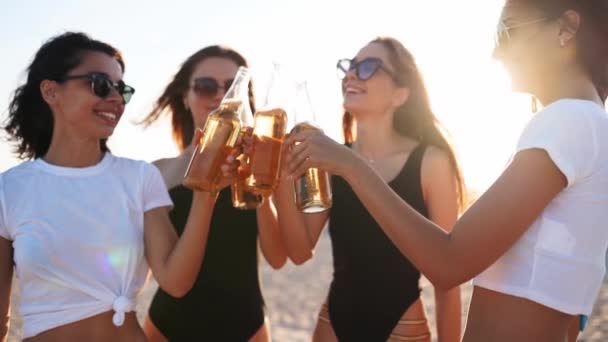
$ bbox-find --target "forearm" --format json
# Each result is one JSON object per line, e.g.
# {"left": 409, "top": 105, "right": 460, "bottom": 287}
{"left": 342, "top": 157, "right": 460, "bottom": 287}
{"left": 435, "top": 287, "right": 462, "bottom": 342}
{"left": 158, "top": 191, "right": 216, "bottom": 296}
{"left": 257, "top": 197, "right": 287, "bottom": 269}
{"left": 275, "top": 179, "right": 315, "bottom": 264}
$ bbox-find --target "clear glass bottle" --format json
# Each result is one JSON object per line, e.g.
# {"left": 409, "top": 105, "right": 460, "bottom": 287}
{"left": 245, "top": 64, "right": 289, "bottom": 196}
{"left": 231, "top": 96, "right": 263, "bottom": 209}
{"left": 183, "top": 67, "right": 250, "bottom": 192}
{"left": 290, "top": 82, "right": 332, "bottom": 213}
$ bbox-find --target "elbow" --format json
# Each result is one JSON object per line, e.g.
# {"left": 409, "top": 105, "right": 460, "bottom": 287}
{"left": 288, "top": 250, "right": 313, "bottom": 265}
{"left": 162, "top": 282, "right": 194, "bottom": 298}
{"left": 266, "top": 255, "right": 288, "bottom": 270}
{"left": 426, "top": 272, "right": 464, "bottom": 291}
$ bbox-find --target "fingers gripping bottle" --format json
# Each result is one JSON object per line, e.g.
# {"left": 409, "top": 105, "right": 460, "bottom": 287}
{"left": 290, "top": 81, "right": 332, "bottom": 213}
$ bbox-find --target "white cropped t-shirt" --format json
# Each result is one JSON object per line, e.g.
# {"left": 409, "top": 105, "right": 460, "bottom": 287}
{"left": 474, "top": 99, "right": 608, "bottom": 315}
{"left": 0, "top": 153, "right": 172, "bottom": 338}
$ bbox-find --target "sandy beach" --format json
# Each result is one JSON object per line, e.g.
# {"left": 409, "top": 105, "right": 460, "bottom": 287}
{"left": 7, "top": 230, "right": 608, "bottom": 341}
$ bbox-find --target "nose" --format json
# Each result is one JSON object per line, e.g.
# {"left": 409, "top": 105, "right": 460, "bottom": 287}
{"left": 214, "top": 87, "right": 226, "bottom": 101}
{"left": 106, "top": 88, "right": 125, "bottom": 105}
{"left": 345, "top": 67, "right": 358, "bottom": 81}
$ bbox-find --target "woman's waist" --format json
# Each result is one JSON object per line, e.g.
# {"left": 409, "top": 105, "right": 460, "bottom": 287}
{"left": 24, "top": 311, "right": 144, "bottom": 342}
{"left": 465, "top": 286, "right": 574, "bottom": 342}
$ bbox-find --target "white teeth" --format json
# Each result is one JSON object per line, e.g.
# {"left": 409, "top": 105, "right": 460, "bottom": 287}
{"left": 346, "top": 87, "right": 364, "bottom": 94}
{"left": 98, "top": 112, "right": 117, "bottom": 121}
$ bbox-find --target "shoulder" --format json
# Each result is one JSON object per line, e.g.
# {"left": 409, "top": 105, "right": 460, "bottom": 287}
{"left": 420, "top": 145, "right": 456, "bottom": 195}
{"left": 527, "top": 99, "right": 606, "bottom": 131}
{"left": 0, "top": 160, "right": 38, "bottom": 187}
{"left": 152, "top": 155, "right": 188, "bottom": 189}
{"left": 421, "top": 145, "right": 453, "bottom": 175}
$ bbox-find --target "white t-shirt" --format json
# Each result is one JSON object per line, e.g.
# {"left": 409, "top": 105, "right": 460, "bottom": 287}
{"left": 0, "top": 153, "right": 172, "bottom": 338}
{"left": 474, "top": 99, "right": 608, "bottom": 315}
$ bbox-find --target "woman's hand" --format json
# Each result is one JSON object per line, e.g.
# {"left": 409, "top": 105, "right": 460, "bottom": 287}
{"left": 283, "top": 130, "right": 357, "bottom": 178}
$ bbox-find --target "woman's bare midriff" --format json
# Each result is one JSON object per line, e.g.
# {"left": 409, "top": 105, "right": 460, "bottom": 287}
{"left": 24, "top": 311, "right": 145, "bottom": 342}
{"left": 464, "top": 286, "right": 574, "bottom": 342}
{"left": 314, "top": 297, "right": 431, "bottom": 342}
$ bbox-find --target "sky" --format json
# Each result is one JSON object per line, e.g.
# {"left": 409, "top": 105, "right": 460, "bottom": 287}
{"left": 0, "top": 0, "right": 535, "bottom": 192}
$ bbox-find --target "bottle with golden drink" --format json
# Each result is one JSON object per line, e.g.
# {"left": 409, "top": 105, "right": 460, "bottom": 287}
{"left": 290, "top": 82, "right": 332, "bottom": 213}
{"left": 245, "top": 64, "right": 289, "bottom": 195}
{"left": 183, "top": 67, "right": 250, "bottom": 192}
{"left": 231, "top": 99, "right": 263, "bottom": 209}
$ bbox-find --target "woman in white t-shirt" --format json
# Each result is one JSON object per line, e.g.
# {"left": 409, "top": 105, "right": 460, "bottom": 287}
{"left": 0, "top": 32, "right": 240, "bottom": 342}
{"left": 281, "top": 1, "right": 608, "bottom": 341}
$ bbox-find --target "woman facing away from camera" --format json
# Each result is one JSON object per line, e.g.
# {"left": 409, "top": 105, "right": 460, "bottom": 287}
{"left": 140, "top": 45, "right": 287, "bottom": 342}
{"left": 276, "top": 36, "right": 464, "bottom": 342}
{"left": 0, "top": 32, "right": 241, "bottom": 342}
{"left": 283, "top": 0, "right": 608, "bottom": 341}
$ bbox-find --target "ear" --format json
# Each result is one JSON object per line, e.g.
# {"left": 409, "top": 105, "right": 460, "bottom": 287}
{"left": 558, "top": 10, "right": 580, "bottom": 47}
{"left": 392, "top": 87, "right": 410, "bottom": 108}
{"left": 40, "top": 80, "right": 59, "bottom": 105}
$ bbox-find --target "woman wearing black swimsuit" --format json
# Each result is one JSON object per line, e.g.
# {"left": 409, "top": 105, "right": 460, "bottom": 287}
{"left": 140, "top": 45, "right": 287, "bottom": 342}
{"left": 276, "top": 37, "right": 465, "bottom": 341}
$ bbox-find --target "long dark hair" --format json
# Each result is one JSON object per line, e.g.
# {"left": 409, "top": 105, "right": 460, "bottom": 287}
{"left": 141, "top": 45, "right": 256, "bottom": 151}
{"left": 342, "top": 37, "right": 467, "bottom": 209}
{"left": 4, "top": 32, "right": 124, "bottom": 160}
{"left": 509, "top": 0, "right": 608, "bottom": 102}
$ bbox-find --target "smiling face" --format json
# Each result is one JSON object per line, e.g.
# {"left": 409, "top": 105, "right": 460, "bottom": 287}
{"left": 43, "top": 50, "right": 126, "bottom": 141}
{"left": 342, "top": 42, "right": 407, "bottom": 117}
{"left": 183, "top": 57, "right": 240, "bottom": 129}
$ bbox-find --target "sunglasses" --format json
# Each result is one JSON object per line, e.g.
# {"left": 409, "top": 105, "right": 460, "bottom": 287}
{"left": 59, "top": 72, "right": 135, "bottom": 104}
{"left": 494, "top": 17, "right": 552, "bottom": 48}
{"left": 336, "top": 57, "right": 396, "bottom": 82}
{"left": 191, "top": 77, "right": 234, "bottom": 97}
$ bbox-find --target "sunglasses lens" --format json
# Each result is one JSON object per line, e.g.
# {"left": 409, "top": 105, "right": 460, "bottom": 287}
{"left": 495, "top": 22, "right": 508, "bottom": 47}
{"left": 193, "top": 78, "right": 219, "bottom": 97}
{"left": 336, "top": 59, "right": 351, "bottom": 79}
{"left": 224, "top": 79, "right": 234, "bottom": 93}
{"left": 92, "top": 77, "right": 113, "bottom": 98}
{"left": 121, "top": 85, "right": 135, "bottom": 104}
{"left": 358, "top": 59, "right": 380, "bottom": 81}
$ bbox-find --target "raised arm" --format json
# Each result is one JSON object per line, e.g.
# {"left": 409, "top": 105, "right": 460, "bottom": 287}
{"left": 274, "top": 162, "right": 329, "bottom": 265}
{"left": 284, "top": 130, "right": 566, "bottom": 290}
{"left": 0, "top": 238, "right": 13, "bottom": 342}
{"left": 420, "top": 147, "right": 462, "bottom": 342}
{"left": 256, "top": 196, "right": 288, "bottom": 269}
{"left": 144, "top": 191, "right": 217, "bottom": 297}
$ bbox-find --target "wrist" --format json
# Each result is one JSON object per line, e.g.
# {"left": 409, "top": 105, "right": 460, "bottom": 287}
{"left": 338, "top": 149, "right": 365, "bottom": 181}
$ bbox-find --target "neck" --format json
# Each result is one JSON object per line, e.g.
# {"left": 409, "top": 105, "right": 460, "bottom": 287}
{"left": 534, "top": 63, "right": 603, "bottom": 107}
{"left": 43, "top": 127, "right": 104, "bottom": 168}
{"left": 352, "top": 109, "right": 411, "bottom": 160}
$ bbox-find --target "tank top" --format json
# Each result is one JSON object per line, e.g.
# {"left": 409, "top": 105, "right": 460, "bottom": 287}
{"left": 328, "top": 143, "right": 429, "bottom": 341}
{"left": 148, "top": 186, "right": 264, "bottom": 340}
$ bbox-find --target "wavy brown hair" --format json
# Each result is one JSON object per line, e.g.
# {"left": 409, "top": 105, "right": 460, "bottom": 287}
{"left": 141, "top": 46, "right": 255, "bottom": 151}
{"left": 342, "top": 37, "right": 467, "bottom": 210}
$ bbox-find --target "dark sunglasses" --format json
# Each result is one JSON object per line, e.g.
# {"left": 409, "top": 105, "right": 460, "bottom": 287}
{"left": 59, "top": 72, "right": 135, "bottom": 104}
{"left": 336, "top": 57, "right": 396, "bottom": 82}
{"left": 191, "top": 77, "right": 234, "bottom": 97}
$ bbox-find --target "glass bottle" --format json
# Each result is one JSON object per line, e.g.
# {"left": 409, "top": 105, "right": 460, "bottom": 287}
{"left": 245, "top": 63, "right": 289, "bottom": 196}
{"left": 231, "top": 92, "right": 264, "bottom": 209}
{"left": 183, "top": 67, "right": 250, "bottom": 192}
{"left": 290, "top": 81, "right": 332, "bottom": 213}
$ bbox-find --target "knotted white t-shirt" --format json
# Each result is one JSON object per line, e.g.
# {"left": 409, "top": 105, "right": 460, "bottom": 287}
{"left": 0, "top": 153, "right": 172, "bottom": 338}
